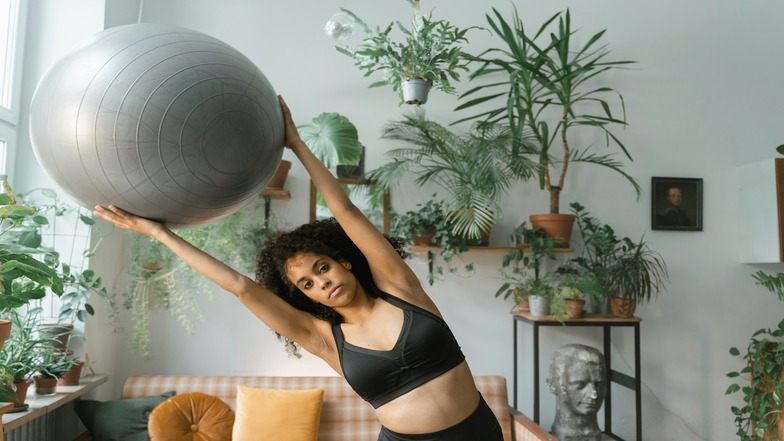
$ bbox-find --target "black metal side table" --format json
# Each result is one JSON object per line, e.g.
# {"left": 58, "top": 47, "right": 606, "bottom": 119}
{"left": 512, "top": 312, "right": 642, "bottom": 441}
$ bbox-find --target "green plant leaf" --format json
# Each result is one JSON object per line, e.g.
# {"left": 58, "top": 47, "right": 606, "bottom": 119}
{"left": 298, "top": 113, "right": 362, "bottom": 168}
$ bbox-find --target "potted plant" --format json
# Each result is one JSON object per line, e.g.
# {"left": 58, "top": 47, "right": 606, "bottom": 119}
{"left": 0, "top": 308, "right": 55, "bottom": 407}
{"left": 391, "top": 195, "right": 449, "bottom": 246}
{"left": 726, "top": 271, "right": 784, "bottom": 441}
{"left": 33, "top": 345, "right": 75, "bottom": 396}
{"left": 548, "top": 263, "right": 606, "bottom": 320}
{"left": 455, "top": 8, "right": 640, "bottom": 246}
{"left": 496, "top": 223, "right": 557, "bottom": 316}
{"left": 333, "top": 0, "right": 479, "bottom": 105}
{"left": 569, "top": 202, "right": 668, "bottom": 316}
{"left": 368, "top": 112, "right": 522, "bottom": 240}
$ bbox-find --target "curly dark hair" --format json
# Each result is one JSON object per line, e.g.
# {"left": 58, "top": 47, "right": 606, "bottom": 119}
{"left": 255, "top": 218, "right": 410, "bottom": 357}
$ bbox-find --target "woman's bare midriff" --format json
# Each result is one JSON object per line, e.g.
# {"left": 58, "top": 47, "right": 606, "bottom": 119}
{"left": 372, "top": 362, "right": 480, "bottom": 434}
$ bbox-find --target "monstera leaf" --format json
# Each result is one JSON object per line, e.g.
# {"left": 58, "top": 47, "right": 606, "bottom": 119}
{"left": 298, "top": 112, "right": 362, "bottom": 168}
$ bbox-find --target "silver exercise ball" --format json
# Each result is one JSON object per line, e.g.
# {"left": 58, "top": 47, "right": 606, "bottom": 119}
{"left": 29, "top": 23, "right": 284, "bottom": 228}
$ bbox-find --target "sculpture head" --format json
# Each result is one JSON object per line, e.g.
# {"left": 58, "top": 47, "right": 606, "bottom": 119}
{"left": 547, "top": 344, "right": 607, "bottom": 418}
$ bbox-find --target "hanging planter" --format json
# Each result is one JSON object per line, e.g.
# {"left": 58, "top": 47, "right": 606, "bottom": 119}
{"left": 401, "top": 78, "right": 432, "bottom": 105}
{"left": 332, "top": 0, "right": 479, "bottom": 105}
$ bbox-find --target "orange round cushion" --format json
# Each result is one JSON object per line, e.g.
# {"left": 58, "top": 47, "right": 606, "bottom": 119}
{"left": 148, "top": 392, "right": 235, "bottom": 441}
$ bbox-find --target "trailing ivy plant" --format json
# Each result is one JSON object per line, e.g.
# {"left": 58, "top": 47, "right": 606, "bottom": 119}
{"left": 124, "top": 200, "right": 287, "bottom": 357}
{"left": 726, "top": 271, "right": 784, "bottom": 441}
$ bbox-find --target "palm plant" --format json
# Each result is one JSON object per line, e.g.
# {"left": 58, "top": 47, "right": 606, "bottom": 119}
{"left": 455, "top": 7, "right": 639, "bottom": 214}
{"left": 368, "top": 111, "right": 531, "bottom": 239}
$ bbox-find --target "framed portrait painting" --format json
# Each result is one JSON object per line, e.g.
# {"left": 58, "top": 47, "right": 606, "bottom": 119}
{"left": 651, "top": 177, "right": 703, "bottom": 231}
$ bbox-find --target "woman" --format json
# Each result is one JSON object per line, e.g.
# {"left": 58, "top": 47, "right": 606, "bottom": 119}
{"left": 94, "top": 96, "right": 504, "bottom": 441}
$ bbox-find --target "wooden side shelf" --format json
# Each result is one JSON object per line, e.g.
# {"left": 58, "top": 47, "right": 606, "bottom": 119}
{"left": 259, "top": 187, "right": 291, "bottom": 200}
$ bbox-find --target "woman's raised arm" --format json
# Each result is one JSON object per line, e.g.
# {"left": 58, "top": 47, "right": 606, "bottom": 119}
{"left": 278, "top": 96, "right": 424, "bottom": 298}
{"left": 92, "top": 204, "right": 332, "bottom": 356}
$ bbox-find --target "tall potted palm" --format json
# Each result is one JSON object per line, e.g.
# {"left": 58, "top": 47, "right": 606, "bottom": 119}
{"left": 334, "top": 0, "right": 479, "bottom": 105}
{"left": 455, "top": 8, "right": 640, "bottom": 246}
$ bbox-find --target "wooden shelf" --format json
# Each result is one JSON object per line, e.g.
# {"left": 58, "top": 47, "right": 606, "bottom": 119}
{"left": 259, "top": 187, "right": 291, "bottom": 200}
{"left": 513, "top": 311, "right": 641, "bottom": 323}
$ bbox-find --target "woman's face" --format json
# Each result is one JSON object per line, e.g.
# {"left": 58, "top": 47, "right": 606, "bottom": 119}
{"left": 285, "top": 252, "right": 357, "bottom": 306}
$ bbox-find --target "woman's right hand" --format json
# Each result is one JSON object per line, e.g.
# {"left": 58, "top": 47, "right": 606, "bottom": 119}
{"left": 278, "top": 95, "right": 303, "bottom": 150}
{"left": 94, "top": 204, "right": 166, "bottom": 238}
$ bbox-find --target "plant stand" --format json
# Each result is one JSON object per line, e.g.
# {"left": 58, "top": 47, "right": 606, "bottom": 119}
{"left": 512, "top": 312, "right": 642, "bottom": 441}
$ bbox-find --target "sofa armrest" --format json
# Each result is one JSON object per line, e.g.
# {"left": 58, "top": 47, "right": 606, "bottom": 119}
{"left": 509, "top": 406, "right": 559, "bottom": 441}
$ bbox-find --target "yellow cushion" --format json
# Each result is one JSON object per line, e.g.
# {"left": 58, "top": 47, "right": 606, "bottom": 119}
{"left": 232, "top": 386, "right": 325, "bottom": 441}
{"left": 148, "top": 392, "right": 234, "bottom": 441}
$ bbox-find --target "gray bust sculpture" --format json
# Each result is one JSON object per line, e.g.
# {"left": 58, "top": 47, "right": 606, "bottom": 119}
{"left": 546, "top": 344, "right": 608, "bottom": 441}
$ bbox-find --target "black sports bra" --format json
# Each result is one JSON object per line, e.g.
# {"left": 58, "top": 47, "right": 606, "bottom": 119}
{"left": 331, "top": 291, "right": 465, "bottom": 408}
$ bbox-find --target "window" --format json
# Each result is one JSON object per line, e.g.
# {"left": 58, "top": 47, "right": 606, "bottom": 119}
{"left": 0, "top": 0, "right": 27, "bottom": 175}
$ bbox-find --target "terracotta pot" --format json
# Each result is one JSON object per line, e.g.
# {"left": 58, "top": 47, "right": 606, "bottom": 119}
{"left": 0, "top": 319, "right": 10, "bottom": 351}
{"left": 58, "top": 360, "right": 85, "bottom": 386}
{"left": 610, "top": 297, "right": 637, "bottom": 317}
{"left": 516, "top": 294, "right": 530, "bottom": 313}
{"left": 33, "top": 376, "right": 58, "bottom": 396}
{"left": 564, "top": 298, "right": 586, "bottom": 318}
{"left": 266, "top": 160, "right": 292, "bottom": 189}
{"left": 412, "top": 231, "right": 436, "bottom": 246}
{"left": 401, "top": 78, "right": 432, "bottom": 105}
{"left": 529, "top": 213, "right": 576, "bottom": 247}
{"left": 12, "top": 381, "right": 31, "bottom": 408}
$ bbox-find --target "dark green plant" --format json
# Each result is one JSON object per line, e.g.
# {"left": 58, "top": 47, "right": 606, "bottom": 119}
{"left": 368, "top": 111, "right": 524, "bottom": 239}
{"left": 726, "top": 271, "right": 784, "bottom": 441}
{"left": 0, "top": 308, "right": 56, "bottom": 383}
{"left": 0, "top": 181, "right": 63, "bottom": 315}
{"left": 455, "top": 7, "right": 639, "bottom": 214}
{"left": 334, "top": 0, "right": 479, "bottom": 104}
{"left": 390, "top": 196, "right": 449, "bottom": 242}
{"left": 298, "top": 112, "right": 362, "bottom": 169}
{"left": 495, "top": 223, "right": 556, "bottom": 303}
{"left": 0, "top": 368, "right": 15, "bottom": 402}
{"left": 35, "top": 345, "right": 76, "bottom": 379}
{"left": 570, "top": 202, "right": 668, "bottom": 303}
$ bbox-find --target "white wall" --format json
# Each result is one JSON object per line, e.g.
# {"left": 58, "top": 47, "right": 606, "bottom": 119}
{"left": 14, "top": 0, "right": 784, "bottom": 439}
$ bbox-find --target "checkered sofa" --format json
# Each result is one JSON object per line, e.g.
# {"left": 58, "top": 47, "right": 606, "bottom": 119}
{"left": 120, "top": 375, "right": 557, "bottom": 441}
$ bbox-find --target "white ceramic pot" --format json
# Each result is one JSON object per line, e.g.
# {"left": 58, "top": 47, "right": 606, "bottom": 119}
{"left": 528, "top": 295, "right": 551, "bottom": 317}
{"left": 401, "top": 78, "right": 432, "bottom": 105}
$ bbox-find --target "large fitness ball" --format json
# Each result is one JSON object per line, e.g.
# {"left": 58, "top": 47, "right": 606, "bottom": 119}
{"left": 29, "top": 23, "right": 284, "bottom": 228}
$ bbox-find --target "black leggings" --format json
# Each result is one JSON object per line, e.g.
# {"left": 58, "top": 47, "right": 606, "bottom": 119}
{"left": 377, "top": 394, "right": 504, "bottom": 441}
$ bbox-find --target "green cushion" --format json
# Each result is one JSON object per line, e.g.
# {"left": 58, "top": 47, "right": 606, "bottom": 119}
{"left": 75, "top": 391, "right": 176, "bottom": 441}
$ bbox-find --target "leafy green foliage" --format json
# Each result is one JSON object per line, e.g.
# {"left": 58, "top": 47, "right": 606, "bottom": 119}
{"left": 390, "top": 196, "right": 449, "bottom": 241}
{"left": 368, "top": 111, "right": 523, "bottom": 239}
{"left": 0, "top": 183, "right": 65, "bottom": 315}
{"left": 298, "top": 112, "right": 362, "bottom": 168}
{"left": 726, "top": 275, "right": 784, "bottom": 441}
{"left": 455, "top": 7, "right": 639, "bottom": 214}
{"left": 334, "top": 0, "right": 480, "bottom": 104}
{"left": 569, "top": 202, "right": 668, "bottom": 303}
{"left": 0, "top": 308, "right": 59, "bottom": 383}
{"left": 124, "top": 202, "right": 287, "bottom": 357}
{"left": 495, "top": 223, "right": 556, "bottom": 304}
